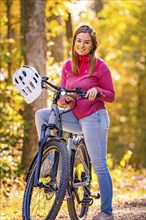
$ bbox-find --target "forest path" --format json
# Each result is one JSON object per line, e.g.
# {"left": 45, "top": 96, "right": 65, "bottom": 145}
{"left": 57, "top": 197, "right": 146, "bottom": 220}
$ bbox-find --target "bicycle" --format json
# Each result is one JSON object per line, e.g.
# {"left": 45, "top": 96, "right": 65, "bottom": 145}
{"left": 13, "top": 66, "right": 100, "bottom": 220}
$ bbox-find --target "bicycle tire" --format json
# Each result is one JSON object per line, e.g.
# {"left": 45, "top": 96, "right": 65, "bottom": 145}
{"left": 22, "top": 140, "right": 69, "bottom": 220}
{"left": 67, "top": 137, "right": 92, "bottom": 220}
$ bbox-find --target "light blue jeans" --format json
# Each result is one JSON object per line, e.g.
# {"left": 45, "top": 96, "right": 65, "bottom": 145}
{"left": 35, "top": 108, "right": 113, "bottom": 216}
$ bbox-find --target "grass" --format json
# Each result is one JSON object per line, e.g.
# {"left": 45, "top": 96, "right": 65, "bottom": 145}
{"left": 0, "top": 167, "right": 145, "bottom": 220}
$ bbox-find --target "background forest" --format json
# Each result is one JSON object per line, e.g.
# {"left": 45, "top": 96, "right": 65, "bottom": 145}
{"left": 0, "top": 0, "right": 146, "bottom": 219}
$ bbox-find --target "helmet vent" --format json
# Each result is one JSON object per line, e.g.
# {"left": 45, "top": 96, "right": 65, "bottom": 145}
{"left": 23, "top": 65, "right": 29, "bottom": 68}
{"left": 19, "top": 76, "right": 23, "bottom": 81}
{"left": 26, "top": 86, "right": 32, "bottom": 93}
{"left": 33, "top": 77, "right": 37, "bottom": 83}
{"left": 30, "top": 81, "right": 35, "bottom": 89}
{"left": 35, "top": 73, "right": 39, "bottom": 78}
{"left": 22, "top": 71, "right": 27, "bottom": 77}
{"left": 22, "top": 89, "right": 28, "bottom": 96}
{"left": 15, "top": 78, "right": 18, "bottom": 84}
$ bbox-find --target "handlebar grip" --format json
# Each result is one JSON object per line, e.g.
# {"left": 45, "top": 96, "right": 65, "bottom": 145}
{"left": 75, "top": 87, "right": 101, "bottom": 99}
{"left": 80, "top": 92, "right": 101, "bottom": 99}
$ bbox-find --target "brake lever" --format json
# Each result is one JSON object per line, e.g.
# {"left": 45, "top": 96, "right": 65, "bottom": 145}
{"left": 75, "top": 87, "right": 101, "bottom": 99}
{"left": 80, "top": 91, "right": 87, "bottom": 98}
{"left": 75, "top": 87, "right": 87, "bottom": 99}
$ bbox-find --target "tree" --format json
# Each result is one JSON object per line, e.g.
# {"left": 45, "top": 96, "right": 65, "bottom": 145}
{"left": 45, "top": 0, "right": 70, "bottom": 63}
{"left": 20, "top": 0, "right": 47, "bottom": 169}
{"left": 47, "top": 15, "right": 64, "bottom": 62}
{"left": 65, "top": 12, "right": 73, "bottom": 58}
{"left": 90, "top": 0, "right": 103, "bottom": 14}
{"left": 6, "top": 0, "right": 13, "bottom": 77}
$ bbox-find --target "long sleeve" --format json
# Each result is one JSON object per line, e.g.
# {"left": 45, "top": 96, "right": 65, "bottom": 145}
{"left": 95, "top": 62, "right": 115, "bottom": 103}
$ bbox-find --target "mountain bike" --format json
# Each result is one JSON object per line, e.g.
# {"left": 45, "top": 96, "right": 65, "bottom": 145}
{"left": 13, "top": 66, "right": 100, "bottom": 220}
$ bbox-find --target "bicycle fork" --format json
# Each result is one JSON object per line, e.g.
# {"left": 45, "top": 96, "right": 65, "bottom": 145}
{"left": 34, "top": 125, "right": 50, "bottom": 187}
{"left": 33, "top": 124, "right": 57, "bottom": 187}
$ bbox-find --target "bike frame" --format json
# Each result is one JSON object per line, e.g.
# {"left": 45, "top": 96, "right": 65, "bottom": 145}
{"left": 27, "top": 77, "right": 100, "bottom": 199}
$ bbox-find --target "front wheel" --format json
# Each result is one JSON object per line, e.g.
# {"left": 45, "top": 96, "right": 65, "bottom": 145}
{"left": 67, "top": 137, "right": 92, "bottom": 220}
{"left": 22, "top": 140, "right": 69, "bottom": 220}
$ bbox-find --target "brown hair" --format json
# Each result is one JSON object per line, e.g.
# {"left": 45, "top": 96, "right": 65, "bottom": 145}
{"left": 71, "top": 25, "right": 99, "bottom": 76}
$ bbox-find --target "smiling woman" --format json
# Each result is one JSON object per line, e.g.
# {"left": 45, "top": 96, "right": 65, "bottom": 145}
{"left": 71, "top": 25, "right": 98, "bottom": 76}
{"left": 35, "top": 24, "right": 115, "bottom": 220}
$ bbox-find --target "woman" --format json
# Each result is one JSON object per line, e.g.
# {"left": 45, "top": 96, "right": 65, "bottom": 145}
{"left": 35, "top": 25, "right": 115, "bottom": 220}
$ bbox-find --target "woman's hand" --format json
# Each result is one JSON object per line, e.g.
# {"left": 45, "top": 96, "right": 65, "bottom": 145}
{"left": 85, "top": 87, "right": 98, "bottom": 101}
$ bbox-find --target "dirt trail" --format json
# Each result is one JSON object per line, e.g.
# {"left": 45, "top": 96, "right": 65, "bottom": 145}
{"left": 57, "top": 197, "right": 146, "bottom": 220}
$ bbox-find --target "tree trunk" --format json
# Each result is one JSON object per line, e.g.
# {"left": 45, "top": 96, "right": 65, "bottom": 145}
{"left": 6, "top": 0, "right": 13, "bottom": 81}
{"left": 21, "top": 0, "right": 47, "bottom": 169}
{"left": 91, "top": 0, "right": 103, "bottom": 14}
{"left": 65, "top": 12, "right": 73, "bottom": 58}
{"left": 48, "top": 15, "right": 64, "bottom": 62}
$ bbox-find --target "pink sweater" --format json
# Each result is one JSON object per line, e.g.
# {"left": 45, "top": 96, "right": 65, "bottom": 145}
{"left": 60, "top": 55, "right": 115, "bottom": 119}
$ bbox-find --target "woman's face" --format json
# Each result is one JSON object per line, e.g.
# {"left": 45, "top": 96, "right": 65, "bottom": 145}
{"left": 74, "top": 33, "right": 93, "bottom": 56}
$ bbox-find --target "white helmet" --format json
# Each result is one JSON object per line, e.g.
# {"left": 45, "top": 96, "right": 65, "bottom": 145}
{"left": 12, "top": 65, "right": 42, "bottom": 104}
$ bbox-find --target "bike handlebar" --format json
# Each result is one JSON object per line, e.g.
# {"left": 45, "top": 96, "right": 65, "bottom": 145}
{"left": 41, "top": 76, "right": 101, "bottom": 99}
{"left": 41, "top": 76, "right": 101, "bottom": 115}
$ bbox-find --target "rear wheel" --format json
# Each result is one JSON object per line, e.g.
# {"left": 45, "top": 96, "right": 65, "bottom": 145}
{"left": 67, "top": 137, "right": 92, "bottom": 220}
{"left": 22, "top": 140, "right": 69, "bottom": 220}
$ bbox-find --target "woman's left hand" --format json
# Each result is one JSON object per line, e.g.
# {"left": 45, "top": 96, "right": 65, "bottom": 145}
{"left": 85, "top": 87, "right": 98, "bottom": 101}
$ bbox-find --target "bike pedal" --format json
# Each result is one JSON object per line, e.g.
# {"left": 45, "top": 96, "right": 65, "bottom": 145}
{"left": 81, "top": 197, "right": 93, "bottom": 206}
